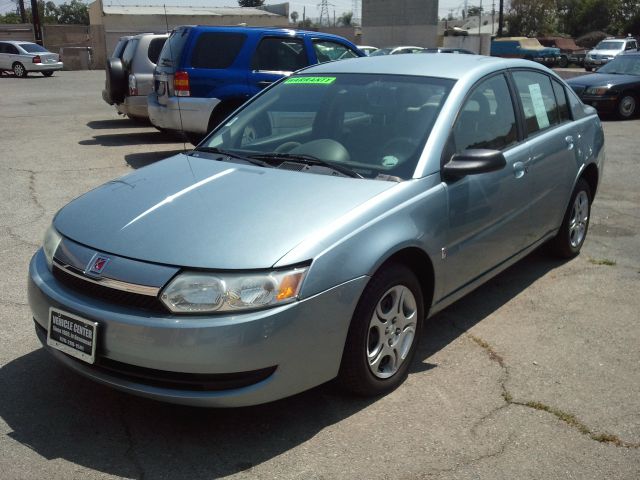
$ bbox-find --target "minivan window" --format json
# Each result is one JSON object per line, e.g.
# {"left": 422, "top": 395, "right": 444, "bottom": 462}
{"left": 252, "top": 37, "right": 308, "bottom": 72}
{"left": 191, "top": 32, "right": 246, "bottom": 69}
{"left": 147, "top": 37, "right": 167, "bottom": 64}
{"left": 158, "top": 28, "right": 190, "bottom": 67}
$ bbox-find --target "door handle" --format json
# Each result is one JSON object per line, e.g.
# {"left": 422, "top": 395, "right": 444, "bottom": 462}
{"left": 565, "top": 135, "right": 574, "bottom": 150}
{"left": 513, "top": 161, "right": 527, "bottom": 179}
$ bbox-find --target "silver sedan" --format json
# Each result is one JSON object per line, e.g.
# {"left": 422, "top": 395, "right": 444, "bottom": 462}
{"left": 28, "top": 54, "right": 604, "bottom": 406}
{"left": 0, "top": 41, "right": 63, "bottom": 77}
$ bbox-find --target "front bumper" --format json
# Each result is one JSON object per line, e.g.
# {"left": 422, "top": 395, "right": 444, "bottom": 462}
{"left": 28, "top": 249, "right": 368, "bottom": 407}
{"left": 147, "top": 93, "right": 220, "bottom": 134}
{"left": 29, "top": 61, "right": 63, "bottom": 72}
{"left": 115, "top": 95, "right": 149, "bottom": 119}
{"left": 584, "top": 58, "right": 612, "bottom": 68}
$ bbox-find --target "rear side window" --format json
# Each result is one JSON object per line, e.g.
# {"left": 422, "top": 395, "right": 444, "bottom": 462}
{"left": 121, "top": 38, "right": 139, "bottom": 70}
{"left": 190, "top": 32, "right": 246, "bottom": 69}
{"left": 551, "top": 79, "right": 571, "bottom": 123}
{"left": 252, "top": 37, "right": 308, "bottom": 72}
{"left": 147, "top": 38, "right": 166, "bottom": 64}
{"left": 112, "top": 39, "right": 129, "bottom": 58}
{"left": 158, "top": 28, "right": 190, "bottom": 68}
{"left": 512, "top": 71, "right": 559, "bottom": 136}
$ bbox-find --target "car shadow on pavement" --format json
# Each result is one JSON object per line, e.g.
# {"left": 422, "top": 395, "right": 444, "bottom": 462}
{"left": 86, "top": 119, "right": 151, "bottom": 130}
{"left": 79, "top": 131, "right": 183, "bottom": 147}
{"left": 125, "top": 149, "right": 187, "bottom": 169}
{"left": 0, "top": 250, "right": 565, "bottom": 479}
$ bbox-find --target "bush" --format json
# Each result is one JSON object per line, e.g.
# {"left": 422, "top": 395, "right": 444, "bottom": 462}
{"left": 575, "top": 31, "right": 609, "bottom": 48}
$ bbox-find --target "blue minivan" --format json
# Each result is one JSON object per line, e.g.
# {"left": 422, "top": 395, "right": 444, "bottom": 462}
{"left": 148, "top": 26, "right": 363, "bottom": 144}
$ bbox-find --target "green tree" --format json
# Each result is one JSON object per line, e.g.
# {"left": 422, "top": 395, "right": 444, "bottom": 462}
{"left": 506, "top": 0, "right": 558, "bottom": 36}
{"left": 0, "top": 12, "right": 22, "bottom": 24}
{"left": 238, "top": 0, "right": 265, "bottom": 7}
{"left": 467, "top": 6, "right": 483, "bottom": 17}
{"left": 338, "top": 11, "right": 353, "bottom": 26}
{"left": 290, "top": 11, "right": 299, "bottom": 23}
{"left": 57, "top": 0, "right": 88, "bottom": 24}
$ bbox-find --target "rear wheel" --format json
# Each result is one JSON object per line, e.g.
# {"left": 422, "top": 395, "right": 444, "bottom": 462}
{"left": 616, "top": 94, "right": 637, "bottom": 119}
{"left": 549, "top": 178, "right": 591, "bottom": 259}
{"left": 13, "top": 62, "right": 27, "bottom": 78}
{"left": 42, "top": 71, "right": 54, "bottom": 77}
{"left": 338, "top": 263, "right": 424, "bottom": 396}
{"left": 558, "top": 55, "right": 569, "bottom": 68}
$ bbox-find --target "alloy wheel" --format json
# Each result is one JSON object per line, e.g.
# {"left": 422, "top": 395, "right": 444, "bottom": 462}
{"left": 569, "top": 190, "right": 589, "bottom": 248}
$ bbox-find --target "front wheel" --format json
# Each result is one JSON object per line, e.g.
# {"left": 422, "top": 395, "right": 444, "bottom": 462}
{"left": 617, "top": 94, "right": 637, "bottom": 119}
{"left": 558, "top": 56, "right": 569, "bottom": 68}
{"left": 338, "top": 263, "right": 424, "bottom": 396}
{"left": 549, "top": 178, "right": 591, "bottom": 259}
{"left": 13, "top": 62, "right": 27, "bottom": 78}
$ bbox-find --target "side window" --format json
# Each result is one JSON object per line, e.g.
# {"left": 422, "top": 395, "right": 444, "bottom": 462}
{"left": 452, "top": 74, "right": 518, "bottom": 153}
{"left": 252, "top": 37, "right": 308, "bottom": 72}
{"left": 627, "top": 41, "right": 637, "bottom": 51}
{"left": 5, "top": 44, "right": 19, "bottom": 54}
{"left": 512, "top": 71, "right": 559, "bottom": 136}
{"left": 147, "top": 38, "right": 166, "bottom": 64}
{"left": 313, "top": 40, "right": 358, "bottom": 63}
{"left": 191, "top": 32, "right": 246, "bottom": 69}
{"left": 567, "top": 88, "right": 587, "bottom": 120}
{"left": 551, "top": 79, "right": 571, "bottom": 123}
{"left": 0, "top": 43, "right": 6, "bottom": 54}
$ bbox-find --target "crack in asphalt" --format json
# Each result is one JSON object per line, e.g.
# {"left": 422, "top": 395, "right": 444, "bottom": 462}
{"left": 8, "top": 166, "right": 123, "bottom": 174}
{"left": 119, "top": 405, "right": 146, "bottom": 480}
{"left": 2, "top": 226, "right": 41, "bottom": 250}
{"left": 460, "top": 328, "right": 640, "bottom": 449}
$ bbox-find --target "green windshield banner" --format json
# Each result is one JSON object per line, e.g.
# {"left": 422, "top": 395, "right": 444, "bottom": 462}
{"left": 285, "top": 76, "right": 336, "bottom": 85}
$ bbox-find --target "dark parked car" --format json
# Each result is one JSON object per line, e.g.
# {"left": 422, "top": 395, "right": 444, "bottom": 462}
{"left": 567, "top": 52, "right": 640, "bottom": 118}
{"left": 147, "top": 26, "right": 364, "bottom": 144}
{"left": 538, "top": 37, "right": 587, "bottom": 67}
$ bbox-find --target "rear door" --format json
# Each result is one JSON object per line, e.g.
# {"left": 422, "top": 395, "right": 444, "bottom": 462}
{"left": 510, "top": 70, "right": 577, "bottom": 241}
{"left": 248, "top": 36, "right": 308, "bottom": 95}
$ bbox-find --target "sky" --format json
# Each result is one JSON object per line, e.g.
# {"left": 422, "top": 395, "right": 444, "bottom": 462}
{"left": 0, "top": 0, "right": 478, "bottom": 21}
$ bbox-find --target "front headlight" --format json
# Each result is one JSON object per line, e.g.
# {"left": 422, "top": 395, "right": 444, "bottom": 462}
{"left": 42, "top": 225, "right": 62, "bottom": 271}
{"left": 160, "top": 267, "right": 308, "bottom": 313}
{"left": 585, "top": 86, "right": 610, "bottom": 96}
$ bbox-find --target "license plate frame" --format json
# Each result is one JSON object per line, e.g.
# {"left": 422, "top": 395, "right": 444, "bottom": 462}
{"left": 47, "top": 308, "right": 98, "bottom": 364}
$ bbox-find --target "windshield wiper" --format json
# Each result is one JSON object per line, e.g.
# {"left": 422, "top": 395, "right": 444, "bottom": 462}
{"left": 191, "top": 147, "right": 272, "bottom": 168}
{"left": 249, "top": 152, "right": 362, "bottom": 178}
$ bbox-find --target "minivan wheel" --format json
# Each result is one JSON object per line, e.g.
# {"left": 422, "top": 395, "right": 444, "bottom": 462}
{"left": 338, "top": 263, "right": 423, "bottom": 396}
{"left": 549, "top": 178, "right": 591, "bottom": 259}
{"left": 617, "top": 94, "right": 637, "bottom": 119}
{"left": 13, "top": 63, "right": 27, "bottom": 78}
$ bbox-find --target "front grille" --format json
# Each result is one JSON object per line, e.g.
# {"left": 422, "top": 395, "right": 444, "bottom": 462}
{"left": 35, "top": 322, "right": 277, "bottom": 391}
{"left": 52, "top": 264, "right": 167, "bottom": 313}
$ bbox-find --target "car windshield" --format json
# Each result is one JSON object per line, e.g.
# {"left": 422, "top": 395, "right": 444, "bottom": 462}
{"left": 370, "top": 48, "right": 392, "bottom": 56}
{"left": 201, "top": 73, "right": 455, "bottom": 180}
{"left": 595, "top": 41, "right": 624, "bottom": 51}
{"left": 597, "top": 55, "right": 640, "bottom": 75}
{"left": 19, "top": 43, "right": 48, "bottom": 53}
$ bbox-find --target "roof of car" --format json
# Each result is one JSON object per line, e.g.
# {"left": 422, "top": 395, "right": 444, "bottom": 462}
{"left": 299, "top": 53, "right": 541, "bottom": 81}
{"left": 176, "top": 25, "right": 355, "bottom": 42}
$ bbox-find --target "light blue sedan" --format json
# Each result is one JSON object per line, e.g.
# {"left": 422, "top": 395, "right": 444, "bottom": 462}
{"left": 28, "top": 54, "right": 604, "bottom": 406}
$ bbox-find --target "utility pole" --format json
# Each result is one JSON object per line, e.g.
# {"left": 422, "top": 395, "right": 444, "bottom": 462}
{"left": 18, "top": 0, "right": 27, "bottom": 23}
{"left": 497, "top": 0, "right": 504, "bottom": 37}
{"left": 30, "top": 0, "right": 43, "bottom": 45}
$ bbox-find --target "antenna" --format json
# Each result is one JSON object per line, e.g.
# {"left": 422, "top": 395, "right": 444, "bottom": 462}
{"left": 163, "top": 4, "right": 187, "bottom": 153}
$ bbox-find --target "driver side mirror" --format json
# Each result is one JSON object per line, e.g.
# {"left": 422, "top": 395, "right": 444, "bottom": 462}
{"left": 442, "top": 149, "right": 506, "bottom": 179}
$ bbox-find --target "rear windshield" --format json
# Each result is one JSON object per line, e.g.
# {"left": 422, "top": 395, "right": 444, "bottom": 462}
{"left": 190, "top": 32, "right": 246, "bottom": 69}
{"left": 158, "top": 28, "right": 190, "bottom": 68}
{"left": 148, "top": 37, "right": 167, "bottom": 64}
{"left": 19, "top": 43, "right": 48, "bottom": 53}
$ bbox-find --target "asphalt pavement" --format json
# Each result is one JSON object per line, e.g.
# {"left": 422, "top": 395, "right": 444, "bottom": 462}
{"left": 0, "top": 70, "right": 638, "bottom": 479}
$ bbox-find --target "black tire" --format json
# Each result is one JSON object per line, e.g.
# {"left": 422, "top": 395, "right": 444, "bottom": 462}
{"left": 585, "top": 66, "right": 592, "bottom": 72}
{"left": 559, "top": 55, "right": 569, "bottom": 68}
{"left": 13, "top": 62, "right": 27, "bottom": 78}
{"left": 549, "top": 178, "right": 591, "bottom": 259}
{"left": 42, "top": 71, "right": 54, "bottom": 77}
{"left": 616, "top": 94, "right": 637, "bottom": 119}
{"left": 338, "top": 263, "right": 424, "bottom": 397}
{"left": 105, "top": 58, "right": 126, "bottom": 104}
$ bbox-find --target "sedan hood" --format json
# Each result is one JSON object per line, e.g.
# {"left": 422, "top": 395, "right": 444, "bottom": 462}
{"left": 568, "top": 73, "right": 640, "bottom": 88}
{"left": 54, "top": 154, "right": 395, "bottom": 269}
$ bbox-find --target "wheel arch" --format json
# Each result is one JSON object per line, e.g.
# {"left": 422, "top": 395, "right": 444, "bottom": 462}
{"left": 581, "top": 162, "right": 599, "bottom": 200}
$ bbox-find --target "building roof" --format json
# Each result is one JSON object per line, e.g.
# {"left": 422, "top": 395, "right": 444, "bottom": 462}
{"left": 101, "top": 5, "right": 281, "bottom": 17}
